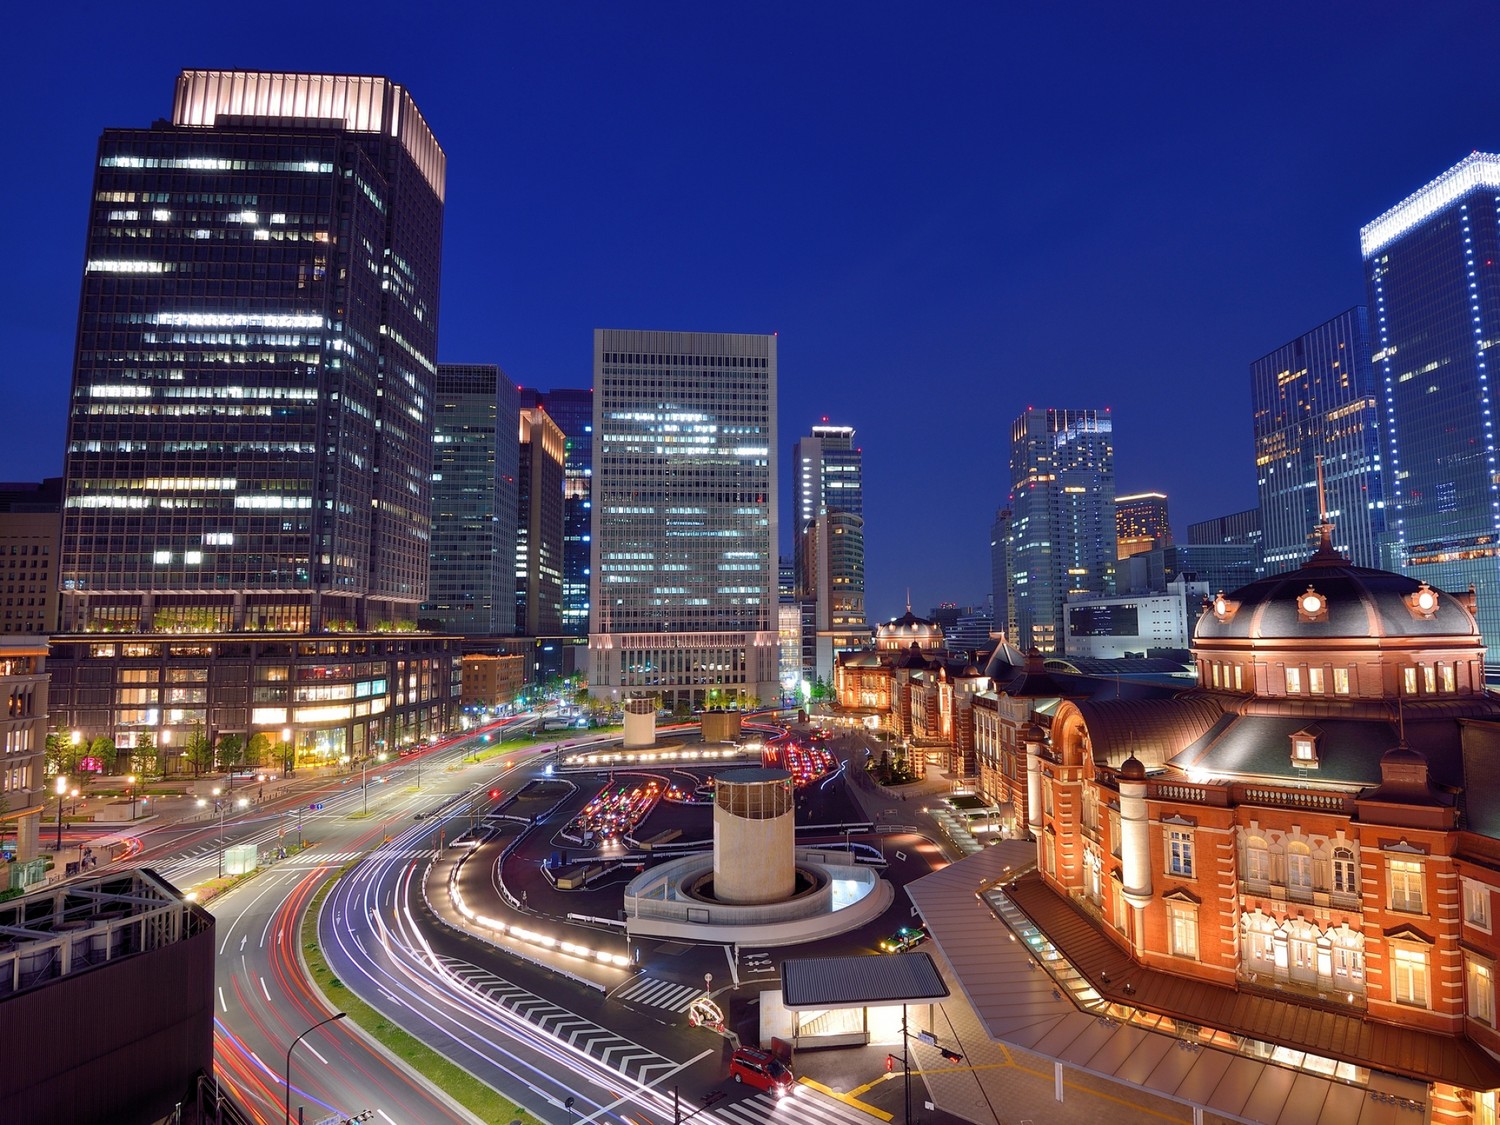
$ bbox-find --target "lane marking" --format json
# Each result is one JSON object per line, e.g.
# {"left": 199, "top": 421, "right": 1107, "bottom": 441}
{"left": 218, "top": 987, "right": 227, "bottom": 1012}
{"left": 260, "top": 976, "right": 271, "bottom": 1002}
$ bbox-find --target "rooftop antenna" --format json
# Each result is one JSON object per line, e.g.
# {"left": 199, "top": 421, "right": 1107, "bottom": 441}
{"left": 1311, "top": 454, "right": 1339, "bottom": 559}
{"left": 906, "top": 588, "right": 912, "bottom": 614}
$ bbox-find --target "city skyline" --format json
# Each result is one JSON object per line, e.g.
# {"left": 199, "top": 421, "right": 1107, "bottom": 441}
{"left": 5, "top": 4, "right": 1498, "bottom": 620}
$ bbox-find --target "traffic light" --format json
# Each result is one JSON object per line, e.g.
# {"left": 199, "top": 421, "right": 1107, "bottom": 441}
{"left": 939, "top": 1048, "right": 964, "bottom": 1063}
{"left": 885, "top": 1053, "right": 895, "bottom": 1073}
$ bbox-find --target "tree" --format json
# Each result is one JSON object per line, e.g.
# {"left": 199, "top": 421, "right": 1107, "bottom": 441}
{"left": 134, "top": 732, "right": 159, "bottom": 779}
{"left": 217, "top": 733, "right": 245, "bottom": 775}
{"left": 89, "top": 736, "right": 117, "bottom": 775}
{"left": 247, "top": 732, "right": 272, "bottom": 769}
{"left": 183, "top": 723, "right": 214, "bottom": 777}
{"left": 44, "top": 721, "right": 76, "bottom": 777}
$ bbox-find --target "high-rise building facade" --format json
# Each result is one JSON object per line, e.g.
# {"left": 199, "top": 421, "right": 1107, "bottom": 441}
{"left": 49, "top": 71, "right": 456, "bottom": 766}
{"left": 1114, "top": 491, "right": 1170, "bottom": 560}
{"left": 1363, "top": 153, "right": 1500, "bottom": 661}
{"left": 589, "top": 329, "right": 779, "bottom": 709}
{"left": 61, "top": 70, "right": 446, "bottom": 635}
{"left": 0, "top": 479, "right": 63, "bottom": 636}
{"left": 990, "top": 507, "right": 1010, "bottom": 640}
{"left": 516, "top": 407, "right": 565, "bottom": 636}
{"left": 424, "top": 365, "right": 518, "bottom": 635}
{"left": 1006, "top": 408, "right": 1116, "bottom": 653}
{"left": 1252, "top": 307, "right": 1385, "bottom": 571}
{"left": 520, "top": 388, "right": 593, "bottom": 637}
{"left": 791, "top": 423, "right": 868, "bottom": 682}
{"left": 1186, "top": 507, "right": 1262, "bottom": 549}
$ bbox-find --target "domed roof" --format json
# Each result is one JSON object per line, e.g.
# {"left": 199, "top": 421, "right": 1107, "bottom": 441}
{"left": 1195, "top": 540, "right": 1478, "bottom": 643}
{"left": 877, "top": 610, "right": 943, "bottom": 644}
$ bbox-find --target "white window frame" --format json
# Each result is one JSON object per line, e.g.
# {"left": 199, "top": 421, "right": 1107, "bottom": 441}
{"left": 1391, "top": 944, "right": 1429, "bottom": 1008}
{"left": 1388, "top": 857, "right": 1425, "bottom": 915}
{"left": 1244, "top": 837, "right": 1270, "bottom": 884}
{"left": 1331, "top": 847, "right": 1358, "bottom": 898}
{"left": 1465, "top": 879, "right": 1493, "bottom": 932}
{"left": 1469, "top": 955, "right": 1496, "bottom": 1027}
{"left": 1286, "top": 844, "right": 1313, "bottom": 897}
{"left": 1167, "top": 827, "right": 1195, "bottom": 878}
{"left": 1333, "top": 666, "right": 1350, "bottom": 695}
{"left": 1167, "top": 900, "right": 1199, "bottom": 960}
{"left": 1284, "top": 666, "right": 1302, "bottom": 693}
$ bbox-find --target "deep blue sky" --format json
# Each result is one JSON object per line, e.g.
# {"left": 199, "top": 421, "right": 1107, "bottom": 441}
{"left": 4, "top": 2, "right": 1497, "bottom": 623}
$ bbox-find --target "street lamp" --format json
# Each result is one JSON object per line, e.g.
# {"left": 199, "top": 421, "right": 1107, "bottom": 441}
{"left": 54, "top": 775, "right": 69, "bottom": 850}
{"left": 282, "top": 727, "right": 293, "bottom": 777}
{"left": 210, "top": 792, "right": 249, "bottom": 879}
{"left": 361, "top": 752, "right": 387, "bottom": 816}
{"left": 127, "top": 774, "right": 138, "bottom": 821}
{"left": 284, "top": 1011, "right": 346, "bottom": 1125}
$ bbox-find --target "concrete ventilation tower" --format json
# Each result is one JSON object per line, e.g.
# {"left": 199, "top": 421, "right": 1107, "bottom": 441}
{"left": 622, "top": 696, "right": 656, "bottom": 749}
{"left": 712, "top": 767, "right": 794, "bottom": 903}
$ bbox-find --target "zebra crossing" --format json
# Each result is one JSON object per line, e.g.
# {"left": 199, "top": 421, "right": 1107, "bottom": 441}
{"left": 710, "top": 1089, "right": 883, "bottom": 1125}
{"left": 614, "top": 974, "right": 706, "bottom": 1012}
{"left": 436, "top": 955, "right": 678, "bottom": 1084}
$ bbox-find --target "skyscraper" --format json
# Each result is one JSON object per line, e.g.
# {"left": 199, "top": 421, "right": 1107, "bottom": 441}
{"left": 589, "top": 329, "right": 779, "bottom": 709}
{"left": 61, "top": 70, "right": 446, "bottom": 635}
{"left": 1114, "top": 491, "right": 1171, "bottom": 560}
{"left": 1363, "top": 153, "right": 1500, "bottom": 659}
{"left": 990, "top": 507, "right": 1010, "bottom": 640}
{"left": 520, "top": 388, "right": 593, "bottom": 637}
{"left": 516, "top": 406, "right": 565, "bottom": 636}
{"left": 1006, "top": 408, "right": 1115, "bottom": 653}
{"left": 791, "top": 423, "right": 868, "bottom": 682}
{"left": 1252, "top": 307, "right": 1384, "bottom": 571}
{"left": 50, "top": 71, "right": 455, "bottom": 768}
{"left": 424, "top": 365, "right": 519, "bottom": 635}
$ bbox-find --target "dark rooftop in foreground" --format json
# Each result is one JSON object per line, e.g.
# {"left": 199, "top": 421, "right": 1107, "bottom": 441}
{"left": 782, "top": 952, "right": 950, "bottom": 1011}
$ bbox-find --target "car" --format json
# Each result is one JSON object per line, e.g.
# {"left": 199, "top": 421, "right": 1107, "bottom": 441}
{"left": 728, "top": 1046, "right": 795, "bottom": 1095}
{"left": 879, "top": 925, "right": 929, "bottom": 953}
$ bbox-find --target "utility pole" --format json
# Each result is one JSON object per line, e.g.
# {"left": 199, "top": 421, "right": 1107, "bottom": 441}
{"left": 903, "top": 1003, "right": 912, "bottom": 1125}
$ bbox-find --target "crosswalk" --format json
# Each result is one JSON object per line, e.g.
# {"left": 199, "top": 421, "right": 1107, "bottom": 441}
{"left": 614, "top": 974, "right": 706, "bottom": 1012}
{"left": 437, "top": 955, "right": 679, "bottom": 1084}
{"left": 711, "top": 1089, "right": 882, "bottom": 1125}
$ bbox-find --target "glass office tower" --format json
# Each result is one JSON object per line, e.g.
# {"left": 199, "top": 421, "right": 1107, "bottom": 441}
{"left": 424, "top": 364, "right": 518, "bottom": 635}
{"left": 520, "top": 388, "right": 593, "bottom": 636}
{"left": 1006, "top": 408, "right": 1115, "bottom": 653}
{"left": 1252, "top": 308, "right": 1385, "bottom": 571}
{"left": 50, "top": 71, "right": 456, "bottom": 767}
{"left": 589, "top": 329, "right": 779, "bottom": 709}
{"left": 1363, "top": 153, "right": 1500, "bottom": 662}
{"left": 60, "top": 70, "right": 445, "bottom": 634}
{"left": 516, "top": 406, "right": 565, "bottom": 636}
{"left": 791, "top": 423, "right": 868, "bottom": 682}
{"left": 1115, "top": 491, "right": 1171, "bottom": 560}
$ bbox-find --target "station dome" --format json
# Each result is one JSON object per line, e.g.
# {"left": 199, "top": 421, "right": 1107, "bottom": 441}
{"left": 1194, "top": 536, "right": 1478, "bottom": 644}
{"left": 876, "top": 609, "right": 944, "bottom": 652}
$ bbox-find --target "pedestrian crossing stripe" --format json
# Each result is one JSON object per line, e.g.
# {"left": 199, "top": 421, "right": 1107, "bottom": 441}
{"left": 435, "top": 955, "right": 677, "bottom": 1083}
{"left": 707, "top": 1089, "right": 883, "bottom": 1125}
{"left": 615, "top": 976, "right": 704, "bottom": 1012}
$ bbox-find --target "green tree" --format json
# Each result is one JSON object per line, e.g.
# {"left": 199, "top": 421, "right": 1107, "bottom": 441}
{"left": 217, "top": 733, "right": 245, "bottom": 775}
{"left": 44, "top": 721, "right": 76, "bottom": 777}
{"left": 247, "top": 731, "right": 273, "bottom": 769}
{"left": 134, "top": 732, "right": 159, "bottom": 779}
{"left": 89, "top": 736, "right": 117, "bottom": 775}
{"left": 183, "top": 723, "right": 214, "bottom": 777}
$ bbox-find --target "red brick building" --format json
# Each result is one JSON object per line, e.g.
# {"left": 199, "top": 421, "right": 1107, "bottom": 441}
{"left": 1013, "top": 533, "right": 1500, "bottom": 1121}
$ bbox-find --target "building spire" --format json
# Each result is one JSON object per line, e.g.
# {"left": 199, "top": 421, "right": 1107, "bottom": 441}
{"left": 1310, "top": 454, "right": 1342, "bottom": 562}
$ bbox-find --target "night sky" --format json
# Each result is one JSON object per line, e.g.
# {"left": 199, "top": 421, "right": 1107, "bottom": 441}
{"left": 5, "top": 2, "right": 1498, "bottom": 623}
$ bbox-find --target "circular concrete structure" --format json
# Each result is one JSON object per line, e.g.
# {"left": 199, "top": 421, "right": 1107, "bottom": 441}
{"left": 622, "top": 696, "right": 656, "bottom": 749}
{"left": 712, "top": 767, "right": 794, "bottom": 904}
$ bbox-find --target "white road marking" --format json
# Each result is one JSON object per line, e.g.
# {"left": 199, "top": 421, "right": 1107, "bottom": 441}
{"left": 260, "top": 976, "right": 271, "bottom": 1002}
{"left": 218, "top": 986, "right": 227, "bottom": 1012}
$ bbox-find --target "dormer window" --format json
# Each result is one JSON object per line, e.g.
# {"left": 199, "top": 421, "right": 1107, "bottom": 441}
{"left": 1297, "top": 586, "right": 1328, "bottom": 622}
{"left": 1407, "top": 583, "right": 1440, "bottom": 619}
{"left": 1291, "top": 727, "right": 1321, "bottom": 769}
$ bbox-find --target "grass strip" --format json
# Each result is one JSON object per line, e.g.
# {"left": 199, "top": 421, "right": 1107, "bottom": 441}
{"left": 299, "top": 864, "right": 542, "bottom": 1124}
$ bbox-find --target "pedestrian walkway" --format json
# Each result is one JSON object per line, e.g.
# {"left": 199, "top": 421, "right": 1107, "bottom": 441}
{"left": 613, "top": 973, "right": 705, "bottom": 1013}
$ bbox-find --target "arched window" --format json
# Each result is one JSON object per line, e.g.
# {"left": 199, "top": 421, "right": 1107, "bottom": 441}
{"left": 1243, "top": 834, "right": 1270, "bottom": 884}
{"left": 1332, "top": 847, "right": 1358, "bottom": 898}
{"left": 1287, "top": 841, "right": 1313, "bottom": 900}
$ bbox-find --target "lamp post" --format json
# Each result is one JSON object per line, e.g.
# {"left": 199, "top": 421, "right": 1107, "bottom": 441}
{"left": 127, "top": 774, "right": 138, "bottom": 820}
{"left": 54, "top": 775, "right": 69, "bottom": 850}
{"left": 284, "top": 1011, "right": 346, "bottom": 1125}
{"left": 361, "top": 752, "right": 386, "bottom": 816}
{"left": 282, "top": 726, "right": 292, "bottom": 777}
